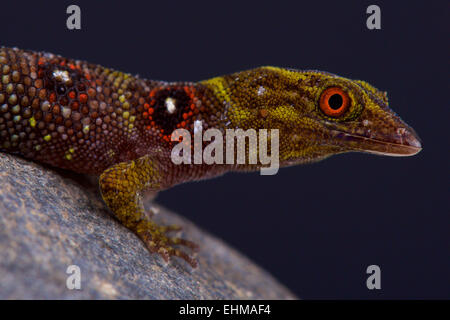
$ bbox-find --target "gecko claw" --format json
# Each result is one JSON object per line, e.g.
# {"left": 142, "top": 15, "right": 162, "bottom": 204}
{"left": 173, "top": 249, "right": 198, "bottom": 268}
{"left": 137, "top": 222, "right": 198, "bottom": 267}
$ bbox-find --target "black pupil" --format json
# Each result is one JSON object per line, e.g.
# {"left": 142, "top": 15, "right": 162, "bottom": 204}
{"left": 328, "top": 94, "right": 343, "bottom": 110}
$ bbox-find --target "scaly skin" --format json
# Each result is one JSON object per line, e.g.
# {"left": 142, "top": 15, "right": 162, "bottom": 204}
{"left": 0, "top": 47, "right": 422, "bottom": 267}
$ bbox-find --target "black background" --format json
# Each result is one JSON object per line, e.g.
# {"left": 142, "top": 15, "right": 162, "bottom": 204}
{"left": 1, "top": 0, "right": 448, "bottom": 299}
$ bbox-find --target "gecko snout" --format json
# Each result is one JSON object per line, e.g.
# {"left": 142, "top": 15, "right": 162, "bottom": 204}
{"left": 325, "top": 118, "right": 422, "bottom": 157}
{"left": 391, "top": 126, "right": 422, "bottom": 156}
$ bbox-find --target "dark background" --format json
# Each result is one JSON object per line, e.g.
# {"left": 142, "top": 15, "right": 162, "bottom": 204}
{"left": 1, "top": 0, "right": 448, "bottom": 299}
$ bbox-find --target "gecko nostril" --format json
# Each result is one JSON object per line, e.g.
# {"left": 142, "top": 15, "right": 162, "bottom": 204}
{"left": 396, "top": 128, "right": 406, "bottom": 135}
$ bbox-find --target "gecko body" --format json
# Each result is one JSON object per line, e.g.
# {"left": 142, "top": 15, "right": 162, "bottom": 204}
{"left": 0, "top": 47, "right": 421, "bottom": 266}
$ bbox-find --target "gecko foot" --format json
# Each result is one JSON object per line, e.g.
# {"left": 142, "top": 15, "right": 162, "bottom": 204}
{"left": 137, "top": 221, "right": 199, "bottom": 268}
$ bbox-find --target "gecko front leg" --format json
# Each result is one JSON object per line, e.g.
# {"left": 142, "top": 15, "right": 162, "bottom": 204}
{"left": 99, "top": 155, "right": 198, "bottom": 267}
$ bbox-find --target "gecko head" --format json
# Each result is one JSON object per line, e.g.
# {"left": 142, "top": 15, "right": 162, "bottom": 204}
{"left": 243, "top": 67, "right": 422, "bottom": 165}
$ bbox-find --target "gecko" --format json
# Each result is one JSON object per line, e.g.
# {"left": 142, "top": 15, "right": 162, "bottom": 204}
{"left": 0, "top": 47, "right": 422, "bottom": 267}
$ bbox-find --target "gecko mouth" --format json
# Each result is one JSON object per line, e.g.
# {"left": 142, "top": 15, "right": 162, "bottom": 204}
{"left": 330, "top": 130, "right": 422, "bottom": 157}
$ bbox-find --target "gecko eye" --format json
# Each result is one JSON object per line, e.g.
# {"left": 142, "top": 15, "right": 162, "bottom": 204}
{"left": 319, "top": 87, "right": 350, "bottom": 117}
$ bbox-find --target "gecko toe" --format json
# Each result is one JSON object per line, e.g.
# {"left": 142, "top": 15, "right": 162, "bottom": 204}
{"left": 138, "top": 224, "right": 198, "bottom": 267}
{"left": 169, "top": 237, "right": 199, "bottom": 251}
{"left": 160, "top": 224, "right": 182, "bottom": 233}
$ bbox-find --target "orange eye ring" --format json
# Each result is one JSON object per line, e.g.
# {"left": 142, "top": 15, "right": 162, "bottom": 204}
{"left": 319, "top": 87, "right": 350, "bottom": 117}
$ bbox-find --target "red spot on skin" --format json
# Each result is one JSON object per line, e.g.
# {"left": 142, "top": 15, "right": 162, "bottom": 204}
{"left": 79, "top": 94, "right": 88, "bottom": 103}
{"left": 68, "top": 91, "right": 76, "bottom": 99}
{"left": 184, "top": 85, "right": 196, "bottom": 102}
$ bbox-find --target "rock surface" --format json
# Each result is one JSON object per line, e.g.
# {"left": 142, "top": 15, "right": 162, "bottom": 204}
{"left": 0, "top": 153, "right": 296, "bottom": 299}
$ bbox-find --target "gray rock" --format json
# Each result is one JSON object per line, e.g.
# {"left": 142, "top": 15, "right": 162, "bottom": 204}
{"left": 0, "top": 153, "right": 296, "bottom": 299}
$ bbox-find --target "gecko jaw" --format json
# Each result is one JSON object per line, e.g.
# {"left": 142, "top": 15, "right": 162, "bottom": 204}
{"left": 330, "top": 130, "right": 422, "bottom": 157}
